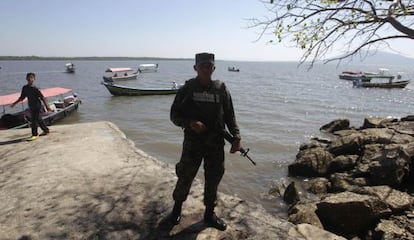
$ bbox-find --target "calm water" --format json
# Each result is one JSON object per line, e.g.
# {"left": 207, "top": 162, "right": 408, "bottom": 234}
{"left": 1, "top": 60, "right": 414, "bottom": 215}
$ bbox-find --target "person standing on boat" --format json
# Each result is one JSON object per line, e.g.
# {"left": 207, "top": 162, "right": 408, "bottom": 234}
{"left": 10, "top": 72, "right": 51, "bottom": 141}
{"left": 169, "top": 52, "right": 241, "bottom": 231}
{"left": 172, "top": 81, "right": 178, "bottom": 89}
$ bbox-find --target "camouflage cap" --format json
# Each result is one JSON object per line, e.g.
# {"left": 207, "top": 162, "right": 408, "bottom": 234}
{"left": 195, "top": 52, "right": 215, "bottom": 65}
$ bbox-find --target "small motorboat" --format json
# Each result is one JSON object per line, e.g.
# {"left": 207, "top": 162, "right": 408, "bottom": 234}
{"left": 65, "top": 63, "right": 75, "bottom": 73}
{"left": 138, "top": 63, "right": 159, "bottom": 73}
{"left": 102, "top": 67, "right": 140, "bottom": 83}
{"left": 228, "top": 67, "right": 240, "bottom": 72}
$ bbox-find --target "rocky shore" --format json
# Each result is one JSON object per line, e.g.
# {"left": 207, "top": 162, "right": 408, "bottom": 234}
{"left": 0, "top": 121, "right": 344, "bottom": 240}
{"left": 285, "top": 115, "right": 414, "bottom": 240}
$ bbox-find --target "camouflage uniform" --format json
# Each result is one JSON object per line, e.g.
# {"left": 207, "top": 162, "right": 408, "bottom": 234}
{"left": 170, "top": 77, "right": 240, "bottom": 207}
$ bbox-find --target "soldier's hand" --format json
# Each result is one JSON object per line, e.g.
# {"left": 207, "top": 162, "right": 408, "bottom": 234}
{"left": 190, "top": 120, "right": 206, "bottom": 134}
{"left": 230, "top": 139, "right": 241, "bottom": 153}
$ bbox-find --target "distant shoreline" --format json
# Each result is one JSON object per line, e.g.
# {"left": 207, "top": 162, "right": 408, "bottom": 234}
{"left": 0, "top": 56, "right": 298, "bottom": 63}
{"left": 0, "top": 56, "right": 193, "bottom": 61}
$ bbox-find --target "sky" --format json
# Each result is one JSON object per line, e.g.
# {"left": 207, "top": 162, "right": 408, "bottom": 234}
{"left": 1, "top": 0, "right": 414, "bottom": 62}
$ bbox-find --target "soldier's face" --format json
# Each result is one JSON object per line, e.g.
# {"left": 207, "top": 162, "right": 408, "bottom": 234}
{"left": 194, "top": 63, "right": 215, "bottom": 79}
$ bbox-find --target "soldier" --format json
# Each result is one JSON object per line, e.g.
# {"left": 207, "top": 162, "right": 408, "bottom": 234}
{"left": 169, "top": 52, "right": 241, "bottom": 231}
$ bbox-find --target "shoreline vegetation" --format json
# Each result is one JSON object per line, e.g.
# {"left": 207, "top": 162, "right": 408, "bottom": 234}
{"left": 0, "top": 56, "right": 193, "bottom": 61}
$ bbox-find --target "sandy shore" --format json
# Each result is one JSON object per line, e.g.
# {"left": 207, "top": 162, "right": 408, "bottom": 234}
{"left": 0, "top": 121, "right": 344, "bottom": 240}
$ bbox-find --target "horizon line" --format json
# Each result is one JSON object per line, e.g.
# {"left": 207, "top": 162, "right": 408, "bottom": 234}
{"left": 0, "top": 55, "right": 300, "bottom": 63}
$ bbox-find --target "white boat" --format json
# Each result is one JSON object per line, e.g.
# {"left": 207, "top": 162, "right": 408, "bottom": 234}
{"left": 65, "top": 63, "right": 75, "bottom": 73}
{"left": 352, "top": 68, "right": 410, "bottom": 89}
{"left": 138, "top": 63, "right": 159, "bottom": 73}
{"left": 103, "top": 67, "right": 140, "bottom": 83}
{"left": 228, "top": 66, "right": 240, "bottom": 72}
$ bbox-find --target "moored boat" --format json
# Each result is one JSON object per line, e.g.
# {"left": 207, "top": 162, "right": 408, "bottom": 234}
{"left": 352, "top": 68, "right": 410, "bottom": 89}
{"left": 103, "top": 67, "right": 140, "bottom": 83}
{"left": 102, "top": 82, "right": 179, "bottom": 96}
{"left": 138, "top": 63, "right": 159, "bottom": 73}
{"left": 0, "top": 87, "right": 81, "bottom": 130}
{"left": 65, "top": 63, "right": 75, "bottom": 73}
{"left": 339, "top": 68, "right": 400, "bottom": 82}
{"left": 228, "top": 66, "right": 240, "bottom": 72}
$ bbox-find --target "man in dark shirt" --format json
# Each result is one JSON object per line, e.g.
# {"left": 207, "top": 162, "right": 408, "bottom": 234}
{"left": 11, "top": 72, "right": 51, "bottom": 141}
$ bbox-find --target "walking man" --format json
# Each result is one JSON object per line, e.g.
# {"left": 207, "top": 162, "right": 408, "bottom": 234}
{"left": 11, "top": 72, "right": 51, "bottom": 140}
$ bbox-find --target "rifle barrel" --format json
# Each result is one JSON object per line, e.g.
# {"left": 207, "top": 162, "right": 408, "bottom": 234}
{"left": 239, "top": 147, "right": 256, "bottom": 165}
{"left": 223, "top": 130, "right": 256, "bottom": 166}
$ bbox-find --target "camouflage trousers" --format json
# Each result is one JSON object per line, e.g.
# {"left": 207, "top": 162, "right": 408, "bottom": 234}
{"left": 172, "top": 138, "right": 225, "bottom": 207}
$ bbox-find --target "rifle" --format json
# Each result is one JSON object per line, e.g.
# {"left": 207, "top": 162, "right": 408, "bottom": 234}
{"left": 223, "top": 130, "right": 256, "bottom": 166}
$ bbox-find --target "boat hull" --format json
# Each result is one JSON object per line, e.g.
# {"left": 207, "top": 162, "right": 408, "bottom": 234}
{"left": 102, "top": 82, "right": 178, "bottom": 96}
{"left": 359, "top": 80, "right": 410, "bottom": 89}
{"left": 65, "top": 68, "right": 75, "bottom": 73}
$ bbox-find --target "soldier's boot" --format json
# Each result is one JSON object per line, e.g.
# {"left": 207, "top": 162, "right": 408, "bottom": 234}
{"left": 204, "top": 206, "right": 227, "bottom": 231}
{"left": 169, "top": 201, "right": 182, "bottom": 225}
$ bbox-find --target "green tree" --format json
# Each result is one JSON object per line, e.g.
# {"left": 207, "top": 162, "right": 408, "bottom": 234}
{"left": 249, "top": 0, "right": 414, "bottom": 65}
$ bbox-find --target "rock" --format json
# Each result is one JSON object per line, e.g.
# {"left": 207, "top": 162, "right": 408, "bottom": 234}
{"left": 364, "top": 144, "right": 411, "bottom": 186}
{"left": 328, "top": 155, "right": 359, "bottom": 173}
{"left": 289, "top": 147, "right": 334, "bottom": 177}
{"left": 360, "top": 128, "right": 413, "bottom": 145}
{"left": 328, "top": 132, "right": 363, "bottom": 156}
{"left": 305, "top": 177, "right": 331, "bottom": 194}
{"left": 316, "top": 191, "right": 392, "bottom": 236}
{"left": 320, "top": 119, "right": 350, "bottom": 133}
{"left": 362, "top": 117, "right": 398, "bottom": 129}
{"left": 389, "top": 120, "right": 414, "bottom": 136}
{"left": 332, "top": 129, "right": 358, "bottom": 137}
{"left": 401, "top": 115, "right": 414, "bottom": 121}
{"left": 288, "top": 202, "right": 323, "bottom": 228}
{"left": 330, "top": 173, "right": 369, "bottom": 192}
{"left": 363, "top": 117, "right": 386, "bottom": 128}
{"left": 284, "top": 181, "right": 300, "bottom": 204}
{"left": 289, "top": 223, "right": 347, "bottom": 240}
{"left": 290, "top": 116, "right": 414, "bottom": 238}
{"left": 299, "top": 140, "right": 325, "bottom": 151}
{"left": 373, "top": 219, "right": 412, "bottom": 240}
{"left": 355, "top": 186, "right": 414, "bottom": 214}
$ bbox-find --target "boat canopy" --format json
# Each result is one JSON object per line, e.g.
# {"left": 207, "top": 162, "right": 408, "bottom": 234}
{"left": 0, "top": 87, "right": 72, "bottom": 106}
{"left": 105, "top": 67, "right": 133, "bottom": 73}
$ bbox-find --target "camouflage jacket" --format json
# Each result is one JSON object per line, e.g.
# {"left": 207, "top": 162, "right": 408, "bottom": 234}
{"left": 170, "top": 78, "right": 241, "bottom": 141}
